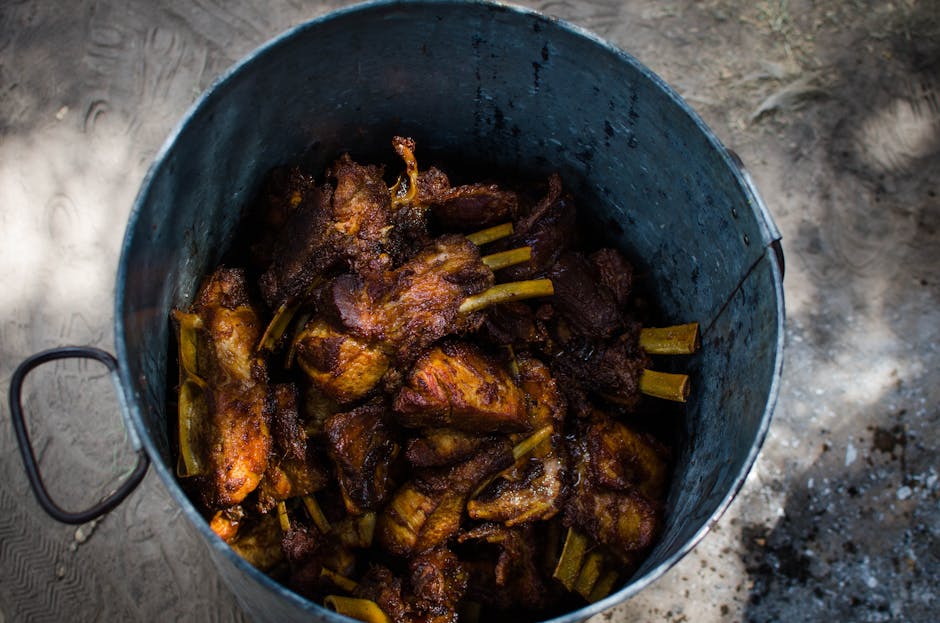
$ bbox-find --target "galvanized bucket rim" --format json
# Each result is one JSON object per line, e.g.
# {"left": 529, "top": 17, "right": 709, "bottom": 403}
{"left": 114, "top": 1, "right": 785, "bottom": 621}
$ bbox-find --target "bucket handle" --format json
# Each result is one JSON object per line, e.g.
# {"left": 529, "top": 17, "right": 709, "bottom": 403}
{"left": 8, "top": 346, "right": 150, "bottom": 524}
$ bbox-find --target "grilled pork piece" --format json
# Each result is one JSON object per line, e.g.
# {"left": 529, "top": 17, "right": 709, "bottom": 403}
{"left": 405, "top": 428, "right": 493, "bottom": 468}
{"left": 325, "top": 402, "right": 400, "bottom": 515}
{"left": 183, "top": 267, "right": 272, "bottom": 509}
{"left": 467, "top": 354, "right": 567, "bottom": 525}
{"left": 394, "top": 341, "right": 528, "bottom": 433}
{"left": 563, "top": 411, "right": 668, "bottom": 563}
{"left": 378, "top": 439, "right": 513, "bottom": 557}
{"left": 295, "top": 235, "right": 494, "bottom": 402}
{"left": 255, "top": 384, "right": 329, "bottom": 513}
{"left": 552, "top": 321, "right": 651, "bottom": 414}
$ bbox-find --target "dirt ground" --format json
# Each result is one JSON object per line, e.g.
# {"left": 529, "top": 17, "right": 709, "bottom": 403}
{"left": 1, "top": 1, "right": 938, "bottom": 622}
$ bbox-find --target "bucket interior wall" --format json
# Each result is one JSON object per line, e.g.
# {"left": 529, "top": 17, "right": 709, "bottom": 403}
{"left": 116, "top": 2, "right": 783, "bottom": 621}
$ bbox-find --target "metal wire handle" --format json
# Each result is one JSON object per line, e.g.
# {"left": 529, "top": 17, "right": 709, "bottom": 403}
{"left": 8, "top": 346, "right": 150, "bottom": 524}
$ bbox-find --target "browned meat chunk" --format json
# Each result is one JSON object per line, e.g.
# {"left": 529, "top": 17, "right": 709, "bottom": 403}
{"left": 563, "top": 413, "right": 667, "bottom": 563}
{"left": 296, "top": 235, "right": 494, "bottom": 402}
{"left": 325, "top": 402, "right": 400, "bottom": 515}
{"left": 431, "top": 183, "right": 519, "bottom": 231}
{"left": 181, "top": 267, "right": 272, "bottom": 509}
{"left": 243, "top": 166, "right": 318, "bottom": 271}
{"left": 393, "top": 341, "right": 528, "bottom": 433}
{"left": 255, "top": 385, "right": 329, "bottom": 513}
{"left": 408, "top": 547, "right": 469, "bottom": 623}
{"left": 499, "top": 173, "right": 578, "bottom": 280}
{"left": 467, "top": 354, "right": 567, "bottom": 525}
{"left": 475, "top": 301, "right": 547, "bottom": 348}
{"left": 549, "top": 251, "right": 624, "bottom": 339}
{"left": 552, "top": 322, "right": 650, "bottom": 413}
{"left": 589, "top": 247, "right": 634, "bottom": 309}
{"left": 585, "top": 414, "right": 669, "bottom": 501}
{"left": 258, "top": 151, "right": 398, "bottom": 308}
{"left": 459, "top": 523, "right": 552, "bottom": 611}
{"left": 294, "top": 317, "right": 391, "bottom": 403}
{"left": 378, "top": 439, "right": 513, "bottom": 557}
{"left": 354, "top": 565, "right": 410, "bottom": 622}
{"left": 405, "top": 428, "right": 493, "bottom": 468}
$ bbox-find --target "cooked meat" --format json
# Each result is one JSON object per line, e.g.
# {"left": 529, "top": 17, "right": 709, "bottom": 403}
{"left": 377, "top": 439, "right": 513, "bottom": 557}
{"left": 325, "top": 402, "right": 400, "bottom": 515}
{"left": 258, "top": 149, "right": 401, "bottom": 308}
{"left": 176, "top": 141, "right": 683, "bottom": 619}
{"left": 563, "top": 415, "right": 664, "bottom": 563}
{"left": 183, "top": 267, "right": 272, "bottom": 509}
{"left": 294, "top": 317, "right": 390, "bottom": 403}
{"left": 354, "top": 565, "right": 410, "bottom": 622}
{"left": 393, "top": 341, "right": 528, "bottom": 433}
{"left": 589, "top": 248, "right": 634, "bottom": 309}
{"left": 498, "top": 173, "right": 577, "bottom": 280}
{"left": 257, "top": 183, "right": 338, "bottom": 309}
{"left": 296, "top": 235, "right": 494, "bottom": 401}
{"left": 327, "top": 235, "right": 493, "bottom": 359}
{"left": 475, "top": 301, "right": 547, "bottom": 348}
{"left": 408, "top": 547, "right": 469, "bottom": 623}
{"left": 244, "top": 166, "right": 318, "bottom": 271}
{"left": 552, "top": 322, "right": 650, "bottom": 413}
{"left": 255, "top": 384, "right": 329, "bottom": 513}
{"left": 548, "top": 252, "right": 624, "bottom": 339}
{"left": 585, "top": 412, "right": 669, "bottom": 501}
{"left": 459, "top": 523, "right": 551, "bottom": 610}
{"left": 431, "top": 183, "right": 519, "bottom": 231}
{"left": 405, "top": 429, "right": 493, "bottom": 468}
{"left": 228, "top": 511, "right": 284, "bottom": 571}
{"left": 467, "top": 354, "right": 567, "bottom": 525}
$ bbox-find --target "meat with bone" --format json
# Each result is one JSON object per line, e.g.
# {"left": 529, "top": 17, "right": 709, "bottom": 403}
{"left": 177, "top": 267, "right": 272, "bottom": 509}
{"left": 255, "top": 384, "right": 329, "bottom": 513}
{"left": 294, "top": 235, "right": 494, "bottom": 402}
{"left": 563, "top": 411, "right": 668, "bottom": 564}
{"left": 324, "top": 401, "right": 401, "bottom": 515}
{"left": 467, "top": 354, "right": 567, "bottom": 526}
{"left": 393, "top": 341, "right": 528, "bottom": 433}
{"left": 377, "top": 439, "right": 513, "bottom": 557}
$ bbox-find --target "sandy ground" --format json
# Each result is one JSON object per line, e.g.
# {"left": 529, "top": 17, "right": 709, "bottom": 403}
{"left": 1, "top": 1, "right": 938, "bottom": 621}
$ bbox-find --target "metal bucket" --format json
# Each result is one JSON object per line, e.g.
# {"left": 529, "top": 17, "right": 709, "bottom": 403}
{"left": 10, "top": 1, "right": 784, "bottom": 621}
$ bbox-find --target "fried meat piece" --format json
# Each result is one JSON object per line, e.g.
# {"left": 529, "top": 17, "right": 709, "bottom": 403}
{"left": 244, "top": 166, "right": 318, "bottom": 271}
{"left": 378, "top": 439, "right": 513, "bottom": 557}
{"left": 475, "top": 301, "right": 548, "bottom": 348}
{"left": 325, "top": 402, "right": 400, "bottom": 515}
{"left": 585, "top": 414, "right": 669, "bottom": 501}
{"left": 258, "top": 152, "right": 397, "bottom": 308}
{"left": 328, "top": 235, "right": 493, "bottom": 360}
{"left": 548, "top": 252, "right": 624, "bottom": 340}
{"left": 184, "top": 267, "right": 272, "bottom": 509}
{"left": 498, "top": 173, "right": 578, "bottom": 280}
{"left": 229, "top": 511, "right": 284, "bottom": 571}
{"left": 563, "top": 413, "right": 667, "bottom": 563}
{"left": 552, "top": 322, "right": 650, "bottom": 413}
{"left": 256, "top": 385, "right": 329, "bottom": 513}
{"left": 459, "top": 523, "right": 551, "bottom": 611}
{"left": 467, "top": 354, "right": 567, "bottom": 525}
{"left": 294, "top": 318, "right": 391, "bottom": 403}
{"left": 405, "top": 428, "right": 492, "bottom": 468}
{"left": 393, "top": 342, "right": 528, "bottom": 433}
{"left": 354, "top": 565, "right": 410, "bottom": 622}
{"left": 297, "top": 235, "right": 494, "bottom": 402}
{"left": 431, "top": 183, "right": 519, "bottom": 231}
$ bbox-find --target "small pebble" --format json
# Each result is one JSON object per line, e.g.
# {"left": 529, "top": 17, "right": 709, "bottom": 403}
{"left": 845, "top": 442, "right": 857, "bottom": 466}
{"left": 897, "top": 486, "right": 912, "bottom": 500}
